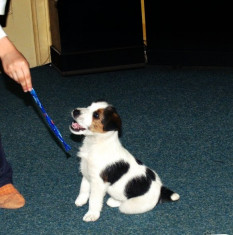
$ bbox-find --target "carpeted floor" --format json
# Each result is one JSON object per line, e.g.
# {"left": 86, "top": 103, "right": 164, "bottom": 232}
{"left": 0, "top": 64, "right": 232, "bottom": 235}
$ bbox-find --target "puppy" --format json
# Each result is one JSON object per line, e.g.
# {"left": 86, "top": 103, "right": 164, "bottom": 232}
{"left": 70, "top": 101, "right": 180, "bottom": 222}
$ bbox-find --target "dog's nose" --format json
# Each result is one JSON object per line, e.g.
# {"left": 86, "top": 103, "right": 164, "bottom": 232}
{"left": 73, "top": 109, "right": 81, "bottom": 118}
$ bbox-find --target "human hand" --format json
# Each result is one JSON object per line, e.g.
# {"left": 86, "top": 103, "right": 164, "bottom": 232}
{"left": 0, "top": 37, "right": 32, "bottom": 92}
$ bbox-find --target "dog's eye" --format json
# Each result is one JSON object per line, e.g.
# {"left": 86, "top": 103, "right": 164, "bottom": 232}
{"left": 93, "top": 111, "right": 99, "bottom": 119}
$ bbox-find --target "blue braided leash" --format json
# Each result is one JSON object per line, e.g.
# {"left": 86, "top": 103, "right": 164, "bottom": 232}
{"left": 30, "top": 88, "right": 71, "bottom": 152}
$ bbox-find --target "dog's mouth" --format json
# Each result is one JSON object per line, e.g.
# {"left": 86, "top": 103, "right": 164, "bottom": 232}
{"left": 71, "top": 121, "right": 86, "bottom": 132}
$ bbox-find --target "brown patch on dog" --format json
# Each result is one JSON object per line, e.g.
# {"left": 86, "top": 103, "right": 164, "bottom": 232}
{"left": 89, "top": 109, "right": 106, "bottom": 133}
{"left": 100, "top": 171, "right": 108, "bottom": 183}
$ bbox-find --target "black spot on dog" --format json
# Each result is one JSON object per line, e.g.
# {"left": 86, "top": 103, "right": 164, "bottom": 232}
{"left": 100, "top": 161, "right": 129, "bottom": 185}
{"left": 136, "top": 158, "right": 143, "bottom": 165}
{"left": 146, "top": 168, "right": 156, "bottom": 181}
{"left": 125, "top": 168, "right": 156, "bottom": 199}
{"left": 125, "top": 175, "right": 151, "bottom": 199}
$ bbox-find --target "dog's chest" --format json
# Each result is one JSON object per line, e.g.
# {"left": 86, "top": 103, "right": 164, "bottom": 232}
{"left": 78, "top": 141, "right": 113, "bottom": 179}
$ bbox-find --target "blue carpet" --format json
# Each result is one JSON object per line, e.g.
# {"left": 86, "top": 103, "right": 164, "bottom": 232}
{"left": 0, "top": 65, "right": 232, "bottom": 234}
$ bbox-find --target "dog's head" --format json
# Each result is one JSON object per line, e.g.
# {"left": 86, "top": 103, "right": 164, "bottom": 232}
{"left": 70, "top": 101, "right": 122, "bottom": 136}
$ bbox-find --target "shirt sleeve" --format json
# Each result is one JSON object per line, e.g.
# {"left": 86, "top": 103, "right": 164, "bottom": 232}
{"left": 0, "top": 0, "right": 7, "bottom": 15}
{"left": 0, "top": 25, "right": 7, "bottom": 39}
{"left": 0, "top": 0, "right": 7, "bottom": 39}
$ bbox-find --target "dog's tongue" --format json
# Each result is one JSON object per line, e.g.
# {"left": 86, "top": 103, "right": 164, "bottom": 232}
{"left": 72, "top": 121, "right": 86, "bottom": 131}
{"left": 72, "top": 122, "right": 82, "bottom": 130}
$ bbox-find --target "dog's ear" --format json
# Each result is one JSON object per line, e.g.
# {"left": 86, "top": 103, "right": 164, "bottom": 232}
{"left": 103, "top": 106, "right": 122, "bottom": 136}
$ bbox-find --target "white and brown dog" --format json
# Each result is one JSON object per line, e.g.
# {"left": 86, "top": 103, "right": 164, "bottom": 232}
{"left": 70, "top": 101, "right": 180, "bottom": 222}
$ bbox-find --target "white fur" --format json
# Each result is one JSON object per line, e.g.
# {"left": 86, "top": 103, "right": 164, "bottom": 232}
{"left": 70, "top": 101, "right": 178, "bottom": 222}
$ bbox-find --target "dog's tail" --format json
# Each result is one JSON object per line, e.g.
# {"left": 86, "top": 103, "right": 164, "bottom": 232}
{"left": 159, "top": 186, "right": 180, "bottom": 203}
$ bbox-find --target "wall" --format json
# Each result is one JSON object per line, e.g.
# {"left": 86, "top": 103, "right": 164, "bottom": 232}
{"left": 3, "top": 0, "right": 51, "bottom": 68}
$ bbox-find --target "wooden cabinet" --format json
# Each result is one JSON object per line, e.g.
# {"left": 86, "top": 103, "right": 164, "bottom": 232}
{"left": 49, "top": 0, "right": 145, "bottom": 75}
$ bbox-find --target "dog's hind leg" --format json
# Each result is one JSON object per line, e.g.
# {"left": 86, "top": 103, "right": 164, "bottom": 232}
{"left": 119, "top": 195, "right": 157, "bottom": 214}
{"left": 119, "top": 183, "right": 160, "bottom": 214}
{"left": 75, "top": 177, "right": 90, "bottom": 207}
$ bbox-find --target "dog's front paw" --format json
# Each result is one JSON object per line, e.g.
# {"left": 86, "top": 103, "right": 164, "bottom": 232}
{"left": 83, "top": 211, "right": 100, "bottom": 222}
{"left": 75, "top": 194, "right": 89, "bottom": 207}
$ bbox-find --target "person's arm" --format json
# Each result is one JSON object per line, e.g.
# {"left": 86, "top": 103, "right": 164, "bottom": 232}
{"left": 0, "top": 36, "right": 32, "bottom": 92}
{"left": 0, "top": 0, "right": 32, "bottom": 92}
